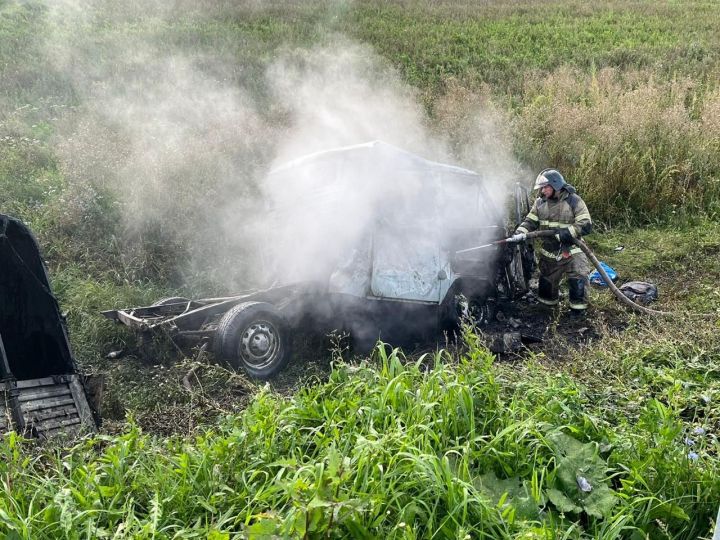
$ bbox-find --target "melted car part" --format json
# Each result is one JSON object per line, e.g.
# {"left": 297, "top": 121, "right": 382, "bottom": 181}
{"left": 0, "top": 214, "right": 97, "bottom": 438}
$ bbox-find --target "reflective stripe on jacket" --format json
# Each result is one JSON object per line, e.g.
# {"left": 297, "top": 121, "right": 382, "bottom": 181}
{"left": 516, "top": 190, "right": 592, "bottom": 260}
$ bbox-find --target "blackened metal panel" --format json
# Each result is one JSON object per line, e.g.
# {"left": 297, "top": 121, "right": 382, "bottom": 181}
{"left": 0, "top": 214, "right": 77, "bottom": 379}
{"left": 0, "top": 331, "right": 10, "bottom": 380}
{"left": 0, "top": 214, "right": 97, "bottom": 436}
{"left": 0, "top": 380, "right": 25, "bottom": 434}
{"left": 17, "top": 376, "right": 95, "bottom": 438}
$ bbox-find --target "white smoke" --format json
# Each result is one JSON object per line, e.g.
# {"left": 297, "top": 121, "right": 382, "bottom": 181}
{"left": 267, "top": 42, "right": 444, "bottom": 163}
{"left": 40, "top": 2, "right": 525, "bottom": 294}
{"left": 249, "top": 43, "right": 524, "bottom": 290}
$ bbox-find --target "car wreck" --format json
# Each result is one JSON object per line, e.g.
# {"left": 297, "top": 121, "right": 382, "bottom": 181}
{"left": 102, "top": 142, "right": 533, "bottom": 379}
{"left": 1, "top": 214, "right": 97, "bottom": 438}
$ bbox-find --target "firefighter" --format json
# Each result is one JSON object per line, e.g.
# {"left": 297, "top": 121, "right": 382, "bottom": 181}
{"left": 512, "top": 169, "right": 593, "bottom": 315}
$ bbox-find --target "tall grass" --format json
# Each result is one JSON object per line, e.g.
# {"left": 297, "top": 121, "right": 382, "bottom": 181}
{"left": 513, "top": 68, "right": 720, "bottom": 224}
{"left": 1, "top": 337, "right": 717, "bottom": 538}
{"left": 3, "top": 0, "right": 720, "bottom": 278}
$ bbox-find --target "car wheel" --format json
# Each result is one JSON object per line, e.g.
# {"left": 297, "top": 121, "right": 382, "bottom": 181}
{"left": 214, "top": 301, "right": 291, "bottom": 380}
{"left": 506, "top": 246, "right": 529, "bottom": 296}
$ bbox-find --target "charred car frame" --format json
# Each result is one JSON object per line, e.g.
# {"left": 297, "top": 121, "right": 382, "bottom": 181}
{"left": 102, "top": 142, "right": 533, "bottom": 379}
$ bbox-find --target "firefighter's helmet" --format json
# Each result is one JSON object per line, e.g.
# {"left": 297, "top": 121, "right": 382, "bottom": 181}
{"left": 534, "top": 168, "right": 566, "bottom": 191}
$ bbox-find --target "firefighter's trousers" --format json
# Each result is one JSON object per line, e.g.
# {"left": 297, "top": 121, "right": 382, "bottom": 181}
{"left": 538, "top": 254, "right": 591, "bottom": 311}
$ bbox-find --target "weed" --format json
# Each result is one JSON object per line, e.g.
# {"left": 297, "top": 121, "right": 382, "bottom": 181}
{"left": 1, "top": 338, "right": 718, "bottom": 538}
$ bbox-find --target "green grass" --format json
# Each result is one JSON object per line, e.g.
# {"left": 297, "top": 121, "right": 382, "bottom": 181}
{"left": 348, "top": 1, "right": 720, "bottom": 93}
{"left": 2, "top": 0, "right": 720, "bottom": 255}
{"left": 587, "top": 221, "right": 720, "bottom": 313}
{"left": 2, "top": 1, "right": 720, "bottom": 537}
{"left": 1, "top": 340, "right": 718, "bottom": 538}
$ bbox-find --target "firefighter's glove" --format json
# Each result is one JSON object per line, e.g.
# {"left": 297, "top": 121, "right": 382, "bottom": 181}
{"left": 555, "top": 228, "right": 574, "bottom": 244}
{"left": 508, "top": 232, "right": 527, "bottom": 243}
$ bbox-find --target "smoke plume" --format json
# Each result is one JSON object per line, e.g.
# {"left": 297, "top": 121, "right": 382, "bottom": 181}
{"left": 38, "top": 1, "right": 525, "bottom": 294}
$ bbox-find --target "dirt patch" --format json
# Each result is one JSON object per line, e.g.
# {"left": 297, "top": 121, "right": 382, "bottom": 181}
{"left": 475, "top": 290, "right": 630, "bottom": 362}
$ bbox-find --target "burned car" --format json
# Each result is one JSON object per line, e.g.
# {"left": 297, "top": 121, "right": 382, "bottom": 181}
{"left": 1, "top": 214, "right": 97, "bottom": 438}
{"left": 103, "top": 142, "right": 531, "bottom": 379}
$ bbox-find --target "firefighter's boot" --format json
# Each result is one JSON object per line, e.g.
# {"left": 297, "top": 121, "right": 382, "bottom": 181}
{"left": 568, "top": 277, "right": 588, "bottom": 316}
{"left": 537, "top": 275, "right": 560, "bottom": 307}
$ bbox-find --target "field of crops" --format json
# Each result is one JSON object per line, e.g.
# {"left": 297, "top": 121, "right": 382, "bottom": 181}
{"left": 2, "top": 0, "right": 720, "bottom": 538}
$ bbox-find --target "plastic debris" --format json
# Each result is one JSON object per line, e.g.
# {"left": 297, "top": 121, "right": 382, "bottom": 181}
{"left": 576, "top": 476, "right": 593, "bottom": 492}
{"left": 619, "top": 281, "right": 659, "bottom": 304}
{"left": 588, "top": 262, "right": 618, "bottom": 287}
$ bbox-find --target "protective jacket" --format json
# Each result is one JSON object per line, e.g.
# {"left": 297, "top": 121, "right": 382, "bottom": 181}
{"left": 516, "top": 188, "right": 592, "bottom": 261}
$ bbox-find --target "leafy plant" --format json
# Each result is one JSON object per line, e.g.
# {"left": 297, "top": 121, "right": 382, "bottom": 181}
{"left": 546, "top": 432, "right": 618, "bottom": 519}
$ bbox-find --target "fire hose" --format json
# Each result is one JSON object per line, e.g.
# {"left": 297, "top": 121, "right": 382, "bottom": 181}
{"left": 458, "top": 229, "right": 675, "bottom": 316}
{"left": 571, "top": 236, "right": 671, "bottom": 316}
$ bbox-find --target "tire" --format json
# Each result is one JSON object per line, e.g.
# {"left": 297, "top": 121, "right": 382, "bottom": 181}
{"left": 151, "top": 296, "right": 190, "bottom": 306}
{"left": 507, "top": 246, "right": 529, "bottom": 296}
{"left": 213, "top": 301, "right": 292, "bottom": 380}
{"left": 442, "top": 293, "right": 493, "bottom": 331}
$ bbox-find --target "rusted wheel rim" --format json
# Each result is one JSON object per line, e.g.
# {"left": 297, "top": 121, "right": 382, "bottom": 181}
{"left": 238, "top": 320, "right": 280, "bottom": 368}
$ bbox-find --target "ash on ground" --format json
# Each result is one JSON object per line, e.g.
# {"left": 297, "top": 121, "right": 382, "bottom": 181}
{"left": 476, "top": 291, "right": 604, "bottom": 356}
